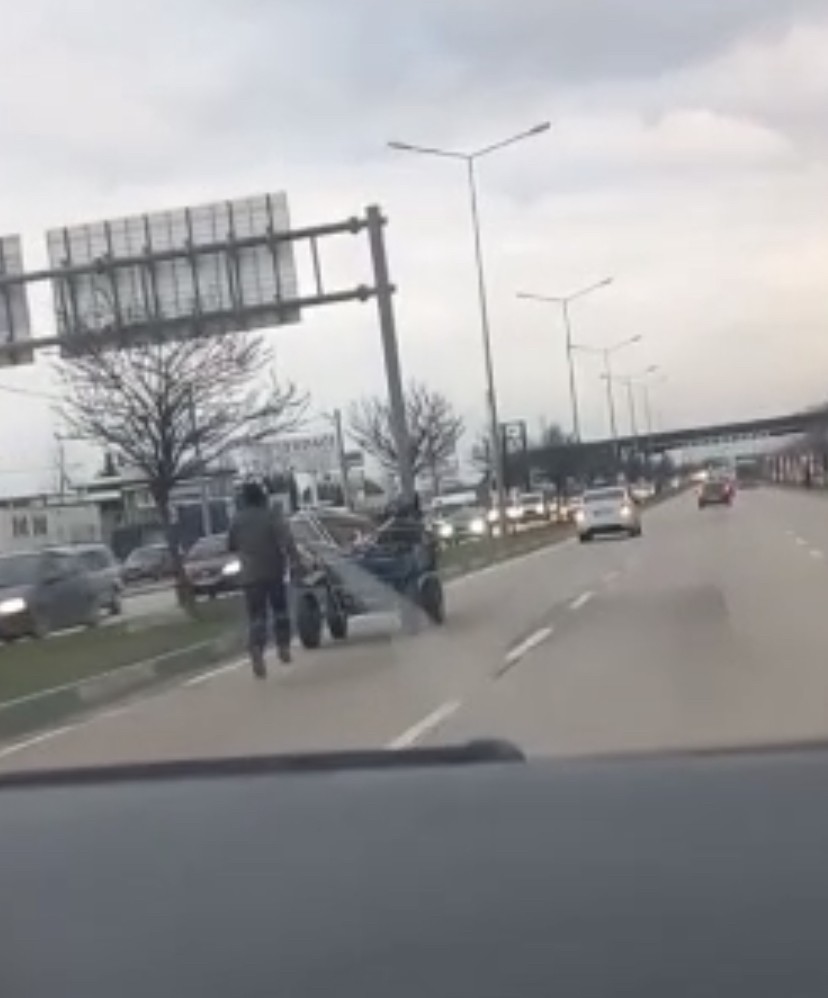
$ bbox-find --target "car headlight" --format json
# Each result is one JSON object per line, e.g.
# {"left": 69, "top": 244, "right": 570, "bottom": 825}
{"left": 620, "top": 504, "right": 633, "bottom": 518}
{"left": 574, "top": 510, "right": 586, "bottom": 524}
{"left": 438, "top": 523, "right": 454, "bottom": 539}
{"left": 507, "top": 506, "right": 522, "bottom": 520}
{"left": 470, "top": 517, "right": 485, "bottom": 535}
{"left": 221, "top": 559, "right": 241, "bottom": 577}
{"left": 0, "top": 597, "right": 27, "bottom": 615}
{"left": 535, "top": 504, "right": 545, "bottom": 515}
{"left": 486, "top": 509, "right": 499, "bottom": 524}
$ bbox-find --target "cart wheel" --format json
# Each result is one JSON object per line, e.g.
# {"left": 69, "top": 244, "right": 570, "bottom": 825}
{"left": 297, "top": 593, "right": 323, "bottom": 649}
{"left": 420, "top": 575, "right": 445, "bottom": 625}
{"left": 326, "top": 603, "right": 349, "bottom": 640}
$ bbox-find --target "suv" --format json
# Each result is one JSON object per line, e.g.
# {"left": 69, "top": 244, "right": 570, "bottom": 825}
{"left": 0, "top": 548, "right": 100, "bottom": 640}
{"left": 576, "top": 486, "right": 642, "bottom": 542}
{"left": 75, "top": 543, "right": 123, "bottom": 615}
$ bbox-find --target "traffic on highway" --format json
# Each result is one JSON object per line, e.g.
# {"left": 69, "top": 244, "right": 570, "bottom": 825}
{"left": 2, "top": 475, "right": 827, "bottom": 768}
{"left": 4, "top": 3, "right": 828, "bottom": 994}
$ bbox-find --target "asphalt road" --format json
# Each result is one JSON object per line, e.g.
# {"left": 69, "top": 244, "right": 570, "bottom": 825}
{"left": 4, "top": 486, "right": 828, "bottom": 771}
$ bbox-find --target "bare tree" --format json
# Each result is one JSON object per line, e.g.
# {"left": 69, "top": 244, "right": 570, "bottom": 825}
{"left": 60, "top": 331, "right": 308, "bottom": 609}
{"left": 349, "top": 382, "right": 464, "bottom": 494}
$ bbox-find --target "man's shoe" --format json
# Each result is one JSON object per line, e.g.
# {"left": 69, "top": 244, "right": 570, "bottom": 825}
{"left": 251, "top": 647, "right": 267, "bottom": 678}
{"left": 276, "top": 643, "right": 292, "bottom": 665}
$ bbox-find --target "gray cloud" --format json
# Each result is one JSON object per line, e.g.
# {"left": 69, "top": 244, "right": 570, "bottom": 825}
{"left": 1, "top": 1, "right": 828, "bottom": 493}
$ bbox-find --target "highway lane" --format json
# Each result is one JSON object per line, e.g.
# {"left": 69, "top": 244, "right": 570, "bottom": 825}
{"left": 437, "top": 485, "right": 828, "bottom": 755}
{"left": 4, "top": 486, "right": 828, "bottom": 770}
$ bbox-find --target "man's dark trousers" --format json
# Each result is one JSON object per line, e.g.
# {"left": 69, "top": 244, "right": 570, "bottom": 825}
{"left": 244, "top": 577, "right": 291, "bottom": 654}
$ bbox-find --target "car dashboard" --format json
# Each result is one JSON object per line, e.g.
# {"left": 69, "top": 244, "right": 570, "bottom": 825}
{"left": 3, "top": 741, "right": 828, "bottom": 997}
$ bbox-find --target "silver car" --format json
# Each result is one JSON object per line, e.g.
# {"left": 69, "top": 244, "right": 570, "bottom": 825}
{"left": 576, "top": 486, "right": 642, "bottom": 542}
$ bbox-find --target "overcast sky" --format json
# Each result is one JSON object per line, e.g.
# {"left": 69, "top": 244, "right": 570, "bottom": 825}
{"left": 1, "top": 0, "right": 827, "bottom": 493}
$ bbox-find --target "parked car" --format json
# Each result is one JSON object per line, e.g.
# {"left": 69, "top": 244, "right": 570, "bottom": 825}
{"left": 74, "top": 543, "right": 123, "bottom": 615}
{"left": 0, "top": 547, "right": 100, "bottom": 640}
{"left": 576, "top": 486, "right": 642, "bottom": 542}
{"left": 184, "top": 533, "right": 240, "bottom": 599}
{"left": 122, "top": 543, "right": 174, "bottom": 584}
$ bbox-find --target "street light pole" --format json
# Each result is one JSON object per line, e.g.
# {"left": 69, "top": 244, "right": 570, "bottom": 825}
{"left": 560, "top": 299, "right": 579, "bottom": 442}
{"left": 516, "top": 277, "right": 612, "bottom": 443}
{"left": 466, "top": 155, "right": 505, "bottom": 528}
{"left": 625, "top": 378, "right": 638, "bottom": 441}
{"left": 602, "top": 348, "right": 620, "bottom": 443}
{"left": 389, "top": 122, "right": 551, "bottom": 532}
{"left": 607, "top": 365, "right": 659, "bottom": 444}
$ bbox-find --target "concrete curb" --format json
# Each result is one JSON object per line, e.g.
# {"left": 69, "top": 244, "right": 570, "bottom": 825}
{"left": 0, "top": 631, "right": 244, "bottom": 743}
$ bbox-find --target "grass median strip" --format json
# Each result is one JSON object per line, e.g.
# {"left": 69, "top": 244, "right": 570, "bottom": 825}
{"left": 0, "top": 599, "right": 244, "bottom": 705}
{"left": 438, "top": 522, "right": 572, "bottom": 576}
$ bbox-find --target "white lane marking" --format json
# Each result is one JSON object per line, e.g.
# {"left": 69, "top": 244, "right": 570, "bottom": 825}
{"left": 504, "top": 625, "right": 554, "bottom": 666}
{"left": 602, "top": 570, "right": 620, "bottom": 584}
{"left": 809, "top": 548, "right": 824, "bottom": 560}
{"left": 569, "top": 590, "right": 594, "bottom": 612}
{"left": 386, "top": 700, "right": 462, "bottom": 749}
{"left": 795, "top": 536, "right": 807, "bottom": 547}
{"left": 0, "top": 724, "right": 76, "bottom": 760}
{"left": 183, "top": 658, "right": 245, "bottom": 687}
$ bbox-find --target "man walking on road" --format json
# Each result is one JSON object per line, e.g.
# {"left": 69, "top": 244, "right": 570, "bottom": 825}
{"left": 228, "top": 480, "right": 300, "bottom": 678}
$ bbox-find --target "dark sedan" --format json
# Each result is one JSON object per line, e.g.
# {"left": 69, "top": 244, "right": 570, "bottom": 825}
{"left": 121, "top": 543, "right": 174, "bottom": 584}
{"left": 184, "top": 534, "right": 240, "bottom": 598}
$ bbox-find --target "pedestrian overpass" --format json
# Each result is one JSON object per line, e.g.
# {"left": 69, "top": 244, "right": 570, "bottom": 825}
{"left": 509, "top": 409, "right": 822, "bottom": 488}
{"left": 594, "top": 409, "right": 822, "bottom": 455}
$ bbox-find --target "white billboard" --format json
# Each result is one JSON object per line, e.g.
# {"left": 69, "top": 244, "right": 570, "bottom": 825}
{"left": 47, "top": 192, "right": 300, "bottom": 353}
{"left": 0, "top": 235, "right": 33, "bottom": 366}
{"left": 245, "top": 433, "right": 338, "bottom": 475}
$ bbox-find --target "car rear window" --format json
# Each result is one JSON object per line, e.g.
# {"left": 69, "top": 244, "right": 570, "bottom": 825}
{"left": 584, "top": 488, "right": 626, "bottom": 503}
{"left": 79, "top": 547, "right": 113, "bottom": 570}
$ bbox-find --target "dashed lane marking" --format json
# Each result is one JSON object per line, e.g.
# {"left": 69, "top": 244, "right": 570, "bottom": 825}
{"left": 569, "top": 591, "right": 594, "bottom": 612}
{"left": 386, "top": 700, "right": 462, "bottom": 749}
{"left": 495, "top": 626, "right": 555, "bottom": 679}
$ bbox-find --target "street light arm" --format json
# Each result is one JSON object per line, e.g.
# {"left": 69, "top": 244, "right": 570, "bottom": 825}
{"left": 568, "top": 277, "right": 613, "bottom": 303}
{"left": 387, "top": 141, "right": 466, "bottom": 161}
{"left": 473, "top": 122, "right": 551, "bottom": 159}
{"left": 607, "top": 334, "right": 642, "bottom": 355}
{"left": 516, "top": 277, "right": 612, "bottom": 307}
{"left": 515, "top": 291, "right": 563, "bottom": 304}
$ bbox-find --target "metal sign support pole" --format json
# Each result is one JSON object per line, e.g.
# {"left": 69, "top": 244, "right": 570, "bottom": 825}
{"left": 365, "top": 205, "right": 415, "bottom": 502}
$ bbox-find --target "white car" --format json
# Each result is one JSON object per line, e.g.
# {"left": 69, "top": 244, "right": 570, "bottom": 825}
{"left": 576, "top": 486, "right": 642, "bottom": 542}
